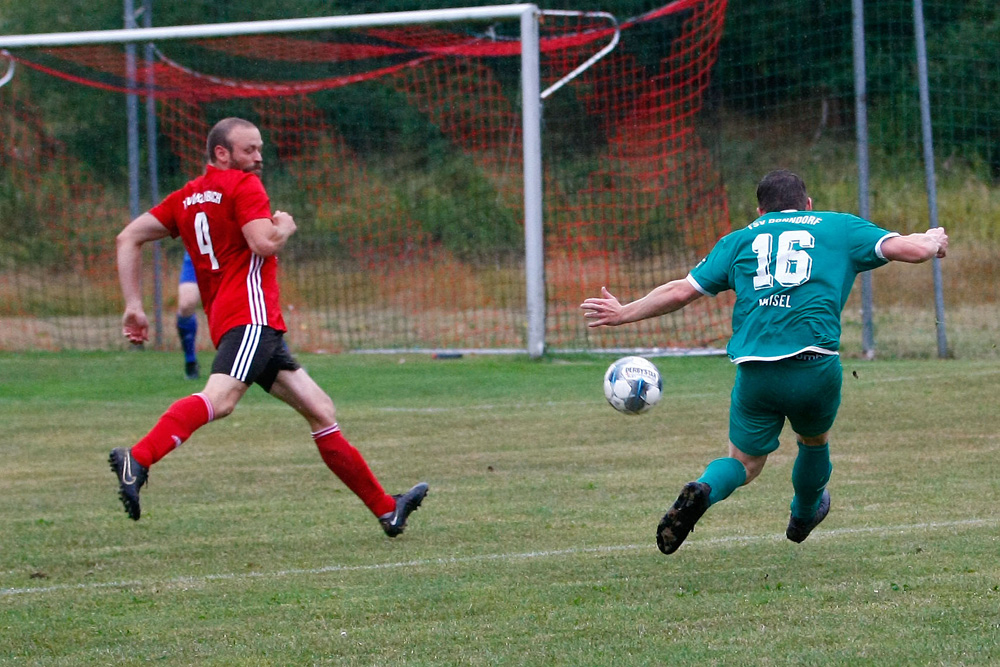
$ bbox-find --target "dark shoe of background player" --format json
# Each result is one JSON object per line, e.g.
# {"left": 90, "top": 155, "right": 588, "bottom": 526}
{"left": 185, "top": 360, "right": 200, "bottom": 380}
{"left": 379, "top": 482, "right": 429, "bottom": 537}
{"left": 656, "top": 481, "right": 711, "bottom": 554}
{"left": 108, "top": 447, "right": 148, "bottom": 521}
{"left": 786, "top": 489, "right": 831, "bottom": 543}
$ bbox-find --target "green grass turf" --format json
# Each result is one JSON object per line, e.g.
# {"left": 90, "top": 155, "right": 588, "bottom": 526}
{"left": 1, "top": 351, "right": 999, "bottom": 665}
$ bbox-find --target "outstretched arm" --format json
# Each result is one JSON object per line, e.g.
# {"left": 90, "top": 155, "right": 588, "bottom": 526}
{"left": 116, "top": 212, "right": 170, "bottom": 343}
{"left": 881, "top": 227, "right": 948, "bottom": 263}
{"left": 580, "top": 279, "right": 704, "bottom": 328}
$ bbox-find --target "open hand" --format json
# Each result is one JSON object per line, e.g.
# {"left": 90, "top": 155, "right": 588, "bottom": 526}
{"left": 580, "top": 286, "right": 624, "bottom": 328}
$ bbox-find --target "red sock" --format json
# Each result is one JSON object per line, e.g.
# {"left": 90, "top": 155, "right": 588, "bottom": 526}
{"left": 312, "top": 424, "right": 395, "bottom": 517}
{"left": 131, "top": 393, "right": 214, "bottom": 467}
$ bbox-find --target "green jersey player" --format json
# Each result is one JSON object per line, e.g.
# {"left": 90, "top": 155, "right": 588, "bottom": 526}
{"left": 581, "top": 170, "right": 948, "bottom": 554}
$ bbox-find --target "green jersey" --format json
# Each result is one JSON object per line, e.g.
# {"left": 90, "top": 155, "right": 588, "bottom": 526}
{"left": 688, "top": 210, "right": 898, "bottom": 363}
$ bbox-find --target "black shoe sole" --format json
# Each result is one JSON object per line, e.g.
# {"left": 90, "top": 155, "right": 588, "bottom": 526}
{"left": 786, "top": 489, "right": 831, "bottom": 543}
{"left": 656, "top": 481, "right": 710, "bottom": 555}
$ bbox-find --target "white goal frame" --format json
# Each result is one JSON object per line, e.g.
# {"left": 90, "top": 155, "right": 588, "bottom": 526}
{"left": 0, "top": 5, "right": 554, "bottom": 356}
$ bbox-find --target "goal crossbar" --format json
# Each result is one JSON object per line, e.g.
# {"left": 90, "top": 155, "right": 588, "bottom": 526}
{"left": 0, "top": 5, "right": 538, "bottom": 48}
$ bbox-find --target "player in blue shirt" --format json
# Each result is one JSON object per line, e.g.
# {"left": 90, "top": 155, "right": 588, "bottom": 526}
{"left": 177, "top": 250, "right": 201, "bottom": 379}
{"left": 581, "top": 170, "right": 948, "bottom": 554}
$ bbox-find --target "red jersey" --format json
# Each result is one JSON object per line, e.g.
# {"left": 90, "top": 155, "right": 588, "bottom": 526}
{"left": 150, "top": 165, "right": 286, "bottom": 347}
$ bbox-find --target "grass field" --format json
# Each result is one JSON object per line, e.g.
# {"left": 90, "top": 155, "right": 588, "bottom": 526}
{"left": 2, "top": 351, "right": 999, "bottom": 665}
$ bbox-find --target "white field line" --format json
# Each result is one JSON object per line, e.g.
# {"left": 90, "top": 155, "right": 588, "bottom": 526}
{"left": 2, "top": 517, "right": 994, "bottom": 598}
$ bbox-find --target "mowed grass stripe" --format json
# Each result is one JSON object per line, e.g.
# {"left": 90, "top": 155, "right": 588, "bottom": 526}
{"left": 4, "top": 517, "right": 994, "bottom": 598}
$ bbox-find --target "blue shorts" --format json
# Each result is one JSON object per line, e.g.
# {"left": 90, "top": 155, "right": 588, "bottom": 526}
{"left": 179, "top": 251, "right": 196, "bottom": 284}
{"left": 729, "top": 354, "right": 842, "bottom": 456}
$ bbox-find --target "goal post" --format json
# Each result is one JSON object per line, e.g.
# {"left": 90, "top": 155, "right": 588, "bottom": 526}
{"left": 0, "top": 1, "right": 733, "bottom": 356}
{"left": 519, "top": 8, "right": 544, "bottom": 359}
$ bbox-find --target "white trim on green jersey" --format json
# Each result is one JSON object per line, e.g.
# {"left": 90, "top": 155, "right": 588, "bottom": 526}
{"left": 688, "top": 210, "right": 899, "bottom": 364}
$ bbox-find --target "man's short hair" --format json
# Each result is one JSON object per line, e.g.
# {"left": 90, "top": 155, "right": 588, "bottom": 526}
{"left": 206, "top": 117, "right": 256, "bottom": 164}
{"left": 756, "top": 170, "right": 809, "bottom": 213}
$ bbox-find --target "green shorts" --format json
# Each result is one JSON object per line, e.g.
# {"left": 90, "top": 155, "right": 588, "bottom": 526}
{"left": 729, "top": 354, "right": 842, "bottom": 457}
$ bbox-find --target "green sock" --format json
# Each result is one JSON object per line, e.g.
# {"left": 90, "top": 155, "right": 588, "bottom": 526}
{"left": 696, "top": 457, "right": 747, "bottom": 506}
{"left": 790, "top": 441, "right": 832, "bottom": 520}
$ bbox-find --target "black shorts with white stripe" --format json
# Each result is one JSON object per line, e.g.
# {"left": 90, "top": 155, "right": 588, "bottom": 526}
{"left": 211, "top": 325, "right": 300, "bottom": 392}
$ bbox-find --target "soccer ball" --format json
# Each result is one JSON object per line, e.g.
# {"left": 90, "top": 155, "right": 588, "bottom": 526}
{"left": 603, "top": 356, "right": 663, "bottom": 415}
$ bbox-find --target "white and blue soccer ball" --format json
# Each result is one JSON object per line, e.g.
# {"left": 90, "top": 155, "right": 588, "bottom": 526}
{"left": 603, "top": 356, "right": 662, "bottom": 415}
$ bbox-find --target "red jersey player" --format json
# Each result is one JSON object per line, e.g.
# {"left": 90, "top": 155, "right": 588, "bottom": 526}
{"left": 111, "top": 117, "right": 427, "bottom": 537}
